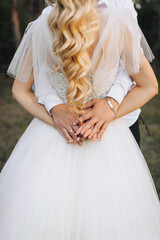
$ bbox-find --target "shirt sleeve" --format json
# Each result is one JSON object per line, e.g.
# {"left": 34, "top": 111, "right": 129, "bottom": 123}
{"left": 38, "top": 92, "right": 63, "bottom": 115}
{"left": 31, "top": 82, "right": 63, "bottom": 114}
{"left": 106, "top": 67, "right": 134, "bottom": 105}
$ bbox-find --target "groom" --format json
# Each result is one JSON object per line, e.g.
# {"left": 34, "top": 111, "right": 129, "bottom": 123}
{"left": 37, "top": 2, "right": 141, "bottom": 146}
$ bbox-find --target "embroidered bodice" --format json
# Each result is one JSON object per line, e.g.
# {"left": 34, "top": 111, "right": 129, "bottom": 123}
{"left": 50, "top": 71, "right": 113, "bottom": 104}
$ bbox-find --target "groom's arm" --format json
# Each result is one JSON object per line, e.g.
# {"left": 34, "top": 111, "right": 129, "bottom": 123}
{"left": 37, "top": 68, "right": 134, "bottom": 115}
{"left": 106, "top": 68, "right": 134, "bottom": 106}
{"left": 37, "top": 86, "right": 63, "bottom": 115}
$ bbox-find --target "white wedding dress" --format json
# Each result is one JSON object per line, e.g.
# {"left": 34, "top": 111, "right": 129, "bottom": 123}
{"left": 1, "top": 2, "right": 160, "bottom": 240}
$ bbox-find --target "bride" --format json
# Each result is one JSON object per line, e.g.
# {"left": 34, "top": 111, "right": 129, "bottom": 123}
{"left": 0, "top": 0, "right": 160, "bottom": 239}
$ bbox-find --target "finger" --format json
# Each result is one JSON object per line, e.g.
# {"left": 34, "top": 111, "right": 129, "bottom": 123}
{"left": 78, "top": 140, "right": 83, "bottom": 146}
{"left": 72, "top": 125, "right": 79, "bottom": 133}
{"left": 88, "top": 121, "right": 104, "bottom": 138}
{"left": 80, "top": 117, "right": 98, "bottom": 135}
{"left": 72, "top": 117, "right": 84, "bottom": 127}
{"left": 86, "top": 125, "right": 94, "bottom": 140}
{"left": 78, "top": 135, "right": 89, "bottom": 144}
{"left": 83, "top": 108, "right": 92, "bottom": 114}
{"left": 67, "top": 128, "right": 77, "bottom": 139}
{"left": 83, "top": 99, "right": 96, "bottom": 109}
{"left": 68, "top": 128, "right": 81, "bottom": 143}
{"left": 97, "top": 122, "right": 109, "bottom": 140}
{"left": 81, "top": 136, "right": 87, "bottom": 142}
{"left": 83, "top": 128, "right": 92, "bottom": 138}
{"left": 92, "top": 133, "right": 98, "bottom": 142}
{"left": 79, "top": 118, "right": 84, "bottom": 127}
{"left": 76, "top": 121, "right": 88, "bottom": 135}
{"left": 72, "top": 118, "right": 80, "bottom": 126}
{"left": 62, "top": 128, "right": 74, "bottom": 143}
{"left": 78, "top": 110, "right": 93, "bottom": 123}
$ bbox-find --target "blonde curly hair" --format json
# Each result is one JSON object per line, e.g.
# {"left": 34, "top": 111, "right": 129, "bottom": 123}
{"left": 45, "top": 0, "right": 99, "bottom": 114}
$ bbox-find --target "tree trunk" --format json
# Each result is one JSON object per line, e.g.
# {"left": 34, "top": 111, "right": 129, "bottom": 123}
{"left": 12, "top": 0, "right": 21, "bottom": 48}
{"left": 27, "top": 0, "right": 45, "bottom": 21}
{"left": 28, "top": 0, "right": 35, "bottom": 22}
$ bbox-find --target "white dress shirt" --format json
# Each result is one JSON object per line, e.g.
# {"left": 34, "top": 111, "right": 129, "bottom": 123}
{"left": 37, "top": 63, "right": 141, "bottom": 127}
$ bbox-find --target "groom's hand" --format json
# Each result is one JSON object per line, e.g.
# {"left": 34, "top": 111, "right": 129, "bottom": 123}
{"left": 50, "top": 104, "right": 82, "bottom": 145}
{"left": 74, "top": 98, "right": 119, "bottom": 141}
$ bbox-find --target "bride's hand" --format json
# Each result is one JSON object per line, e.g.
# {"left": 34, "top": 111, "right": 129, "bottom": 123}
{"left": 74, "top": 98, "right": 119, "bottom": 141}
{"left": 50, "top": 104, "right": 82, "bottom": 145}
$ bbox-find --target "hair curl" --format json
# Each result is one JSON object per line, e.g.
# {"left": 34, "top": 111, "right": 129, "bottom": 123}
{"left": 45, "top": 0, "right": 99, "bottom": 114}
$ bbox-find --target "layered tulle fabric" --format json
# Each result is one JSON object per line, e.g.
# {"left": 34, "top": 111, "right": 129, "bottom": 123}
{"left": 7, "top": 3, "right": 154, "bottom": 98}
{"left": 99, "top": 0, "right": 138, "bottom": 18}
{"left": 7, "top": 12, "right": 60, "bottom": 101}
{"left": 0, "top": 117, "right": 160, "bottom": 240}
{"left": 91, "top": 5, "right": 154, "bottom": 94}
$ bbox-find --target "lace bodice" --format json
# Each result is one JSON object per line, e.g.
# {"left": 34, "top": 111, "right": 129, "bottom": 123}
{"left": 50, "top": 71, "right": 112, "bottom": 104}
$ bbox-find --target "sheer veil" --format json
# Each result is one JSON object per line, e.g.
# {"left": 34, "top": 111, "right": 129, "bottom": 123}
{"left": 7, "top": 0, "right": 155, "bottom": 98}
{"left": 90, "top": 0, "right": 154, "bottom": 94}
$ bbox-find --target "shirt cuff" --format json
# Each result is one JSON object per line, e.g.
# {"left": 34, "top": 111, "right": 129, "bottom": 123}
{"left": 38, "top": 94, "right": 63, "bottom": 115}
{"left": 106, "top": 84, "right": 125, "bottom": 105}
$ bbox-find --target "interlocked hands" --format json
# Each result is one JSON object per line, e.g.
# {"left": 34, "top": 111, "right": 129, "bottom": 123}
{"left": 51, "top": 98, "right": 119, "bottom": 146}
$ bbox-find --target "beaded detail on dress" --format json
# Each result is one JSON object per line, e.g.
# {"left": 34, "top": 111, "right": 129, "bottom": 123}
{"left": 50, "top": 71, "right": 112, "bottom": 104}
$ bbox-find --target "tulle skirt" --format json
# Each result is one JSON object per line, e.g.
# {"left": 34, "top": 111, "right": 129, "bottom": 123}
{"left": 0, "top": 117, "right": 160, "bottom": 240}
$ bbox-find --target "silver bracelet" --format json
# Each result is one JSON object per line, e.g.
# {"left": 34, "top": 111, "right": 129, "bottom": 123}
{"left": 105, "top": 98, "right": 116, "bottom": 115}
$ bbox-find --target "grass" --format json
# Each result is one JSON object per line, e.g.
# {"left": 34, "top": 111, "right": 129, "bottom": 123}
{"left": 139, "top": 96, "right": 160, "bottom": 198}
{"left": 0, "top": 72, "right": 160, "bottom": 199}
{"left": 0, "top": 73, "right": 32, "bottom": 170}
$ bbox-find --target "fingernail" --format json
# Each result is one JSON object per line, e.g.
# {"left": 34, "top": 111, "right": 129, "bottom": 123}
{"left": 81, "top": 131, "right": 84, "bottom": 134}
{"left": 77, "top": 138, "right": 80, "bottom": 141}
{"left": 88, "top": 135, "right": 92, "bottom": 139}
{"left": 73, "top": 122, "right": 76, "bottom": 126}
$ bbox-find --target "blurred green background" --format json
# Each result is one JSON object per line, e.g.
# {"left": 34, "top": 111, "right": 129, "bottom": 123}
{"left": 0, "top": 0, "right": 160, "bottom": 198}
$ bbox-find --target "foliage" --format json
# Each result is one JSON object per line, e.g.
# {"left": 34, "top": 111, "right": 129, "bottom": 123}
{"left": 0, "top": 0, "right": 14, "bottom": 68}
